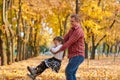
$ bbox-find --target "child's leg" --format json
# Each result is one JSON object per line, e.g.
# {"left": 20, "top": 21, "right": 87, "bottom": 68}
{"left": 35, "top": 61, "right": 48, "bottom": 74}
{"left": 27, "top": 61, "right": 48, "bottom": 77}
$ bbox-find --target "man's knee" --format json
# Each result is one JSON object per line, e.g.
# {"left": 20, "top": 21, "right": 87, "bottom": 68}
{"left": 65, "top": 67, "right": 73, "bottom": 76}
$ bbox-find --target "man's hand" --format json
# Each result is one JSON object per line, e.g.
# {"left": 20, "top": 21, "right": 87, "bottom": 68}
{"left": 50, "top": 49, "right": 59, "bottom": 54}
{"left": 50, "top": 49, "right": 55, "bottom": 54}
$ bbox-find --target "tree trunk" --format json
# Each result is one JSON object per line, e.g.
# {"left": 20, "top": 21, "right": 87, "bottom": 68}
{"left": 90, "top": 34, "right": 96, "bottom": 59}
{"left": 22, "top": 18, "right": 26, "bottom": 60}
{"left": 91, "top": 46, "right": 96, "bottom": 59}
{"left": 85, "top": 41, "right": 88, "bottom": 59}
{"left": 5, "top": 32, "right": 11, "bottom": 65}
{"left": 6, "top": 0, "right": 12, "bottom": 65}
{"left": 10, "top": 0, "right": 14, "bottom": 63}
{"left": 1, "top": 0, "right": 7, "bottom": 66}
{"left": 16, "top": 0, "right": 22, "bottom": 61}
{"left": 0, "top": 31, "right": 4, "bottom": 65}
{"left": 22, "top": 39, "right": 25, "bottom": 60}
{"left": 63, "top": 14, "right": 70, "bottom": 35}
{"left": 25, "top": 27, "right": 30, "bottom": 59}
{"left": 19, "top": 39, "right": 22, "bottom": 61}
{"left": 3, "top": 0, "right": 13, "bottom": 65}
{"left": 33, "top": 28, "right": 39, "bottom": 57}
{"left": 113, "top": 45, "right": 117, "bottom": 62}
{"left": 110, "top": 45, "right": 113, "bottom": 54}
{"left": 106, "top": 44, "right": 110, "bottom": 57}
{"left": 8, "top": 27, "right": 14, "bottom": 63}
{"left": 0, "top": 36, "right": 7, "bottom": 66}
{"left": 0, "top": 1, "right": 3, "bottom": 57}
{"left": 118, "top": 47, "right": 120, "bottom": 54}
{"left": 0, "top": 37, "right": 3, "bottom": 64}
{"left": 28, "top": 27, "right": 33, "bottom": 58}
{"left": 102, "top": 43, "right": 106, "bottom": 56}
{"left": 16, "top": 36, "right": 20, "bottom": 61}
{"left": 76, "top": 0, "right": 79, "bottom": 14}
{"left": 115, "top": 45, "right": 117, "bottom": 54}
{"left": 11, "top": 38, "right": 14, "bottom": 62}
{"left": 58, "top": 15, "right": 63, "bottom": 36}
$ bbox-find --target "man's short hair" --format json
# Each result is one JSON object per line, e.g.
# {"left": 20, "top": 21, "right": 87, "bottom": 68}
{"left": 70, "top": 14, "right": 80, "bottom": 22}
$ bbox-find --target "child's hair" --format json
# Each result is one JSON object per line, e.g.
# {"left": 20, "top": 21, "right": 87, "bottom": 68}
{"left": 53, "top": 36, "right": 63, "bottom": 44}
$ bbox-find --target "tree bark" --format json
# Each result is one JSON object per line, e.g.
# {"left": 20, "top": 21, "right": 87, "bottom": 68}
{"left": 5, "top": 31, "right": 11, "bottom": 64}
{"left": 5, "top": 0, "right": 14, "bottom": 63}
{"left": 33, "top": 27, "right": 39, "bottom": 57}
{"left": 1, "top": 0, "right": 7, "bottom": 66}
{"left": 118, "top": 47, "right": 120, "bottom": 54}
{"left": 3, "top": 0, "right": 13, "bottom": 65}
{"left": 102, "top": 43, "right": 106, "bottom": 56}
{"left": 0, "top": 35, "right": 7, "bottom": 66}
{"left": 110, "top": 45, "right": 113, "bottom": 54}
{"left": 9, "top": 0, "right": 14, "bottom": 63}
{"left": 0, "top": 31, "right": 4, "bottom": 65}
{"left": 106, "top": 44, "right": 110, "bottom": 57}
{"left": 76, "top": 0, "right": 79, "bottom": 14}
{"left": 16, "top": 0, "right": 22, "bottom": 61}
{"left": 113, "top": 45, "right": 117, "bottom": 62}
{"left": 28, "top": 27, "right": 33, "bottom": 58}
{"left": 115, "top": 45, "right": 117, "bottom": 54}
{"left": 63, "top": 14, "right": 70, "bottom": 35}
{"left": 90, "top": 34, "right": 96, "bottom": 59}
{"left": 21, "top": 18, "right": 26, "bottom": 60}
{"left": 91, "top": 46, "right": 96, "bottom": 59}
{"left": 85, "top": 40, "right": 88, "bottom": 59}
{"left": 58, "top": 15, "right": 63, "bottom": 36}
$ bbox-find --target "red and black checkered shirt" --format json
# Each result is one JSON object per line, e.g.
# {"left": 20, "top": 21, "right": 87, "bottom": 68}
{"left": 59, "top": 26, "right": 85, "bottom": 59}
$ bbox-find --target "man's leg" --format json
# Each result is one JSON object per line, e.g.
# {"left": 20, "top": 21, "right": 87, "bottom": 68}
{"left": 65, "top": 56, "right": 84, "bottom": 80}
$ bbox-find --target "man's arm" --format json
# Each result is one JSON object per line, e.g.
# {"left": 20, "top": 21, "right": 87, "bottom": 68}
{"left": 50, "top": 45, "right": 62, "bottom": 53}
{"left": 54, "top": 29, "right": 83, "bottom": 54}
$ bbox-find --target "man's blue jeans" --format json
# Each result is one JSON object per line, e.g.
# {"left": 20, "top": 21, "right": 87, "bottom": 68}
{"left": 65, "top": 56, "right": 84, "bottom": 80}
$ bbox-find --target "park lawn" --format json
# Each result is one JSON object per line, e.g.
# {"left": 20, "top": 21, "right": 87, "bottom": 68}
{"left": 0, "top": 55, "right": 120, "bottom": 80}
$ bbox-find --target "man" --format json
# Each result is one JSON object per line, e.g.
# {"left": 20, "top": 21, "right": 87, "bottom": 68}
{"left": 54, "top": 14, "right": 85, "bottom": 80}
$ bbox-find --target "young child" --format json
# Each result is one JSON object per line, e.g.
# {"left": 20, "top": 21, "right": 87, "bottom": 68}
{"left": 27, "top": 36, "right": 64, "bottom": 79}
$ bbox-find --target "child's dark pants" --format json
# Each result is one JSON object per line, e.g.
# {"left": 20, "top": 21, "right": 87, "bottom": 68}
{"left": 35, "top": 61, "right": 48, "bottom": 75}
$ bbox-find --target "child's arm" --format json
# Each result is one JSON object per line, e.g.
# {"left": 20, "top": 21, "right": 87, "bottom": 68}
{"left": 50, "top": 46, "right": 61, "bottom": 53}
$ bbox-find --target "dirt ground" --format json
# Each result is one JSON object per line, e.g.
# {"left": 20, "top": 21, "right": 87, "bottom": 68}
{"left": 0, "top": 55, "right": 120, "bottom": 80}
